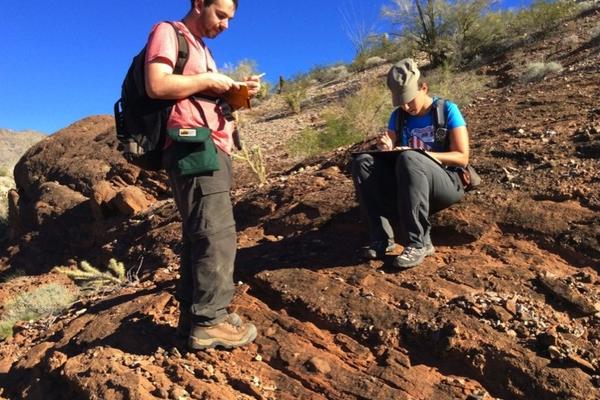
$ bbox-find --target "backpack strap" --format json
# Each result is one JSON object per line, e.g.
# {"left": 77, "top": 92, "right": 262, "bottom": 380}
{"left": 166, "top": 22, "right": 189, "bottom": 75}
{"left": 394, "top": 107, "right": 406, "bottom": 146}
{"left": 432, "top": 98, "right": 449, "bottom": 150}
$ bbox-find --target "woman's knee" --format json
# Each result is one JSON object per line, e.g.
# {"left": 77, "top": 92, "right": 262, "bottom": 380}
{"left": 351, "top": 154, "right": 375, "bottom": 179}
{"left": 395, "top": 150, "right": 421, "bottom": 172}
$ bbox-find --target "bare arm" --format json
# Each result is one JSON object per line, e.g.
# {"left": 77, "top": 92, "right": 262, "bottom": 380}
{"left": 426, "top": 126, "right": 470, "bottom": 167}
{"left": 145, "top": 57, "right": 239, "bottom": 100}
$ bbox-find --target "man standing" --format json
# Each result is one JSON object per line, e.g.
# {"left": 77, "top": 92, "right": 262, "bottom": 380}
{"left": 145, "top": 0, "right": 260, "bottom": 350}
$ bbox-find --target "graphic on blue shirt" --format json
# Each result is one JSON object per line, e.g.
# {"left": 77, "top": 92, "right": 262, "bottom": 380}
{"left": 387, "top": 98, "right": 466, "bottom": 151}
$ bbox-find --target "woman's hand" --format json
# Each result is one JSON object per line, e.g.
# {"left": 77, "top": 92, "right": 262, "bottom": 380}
{"left": 376, "top": 133, "right": 394, "bottom": 150}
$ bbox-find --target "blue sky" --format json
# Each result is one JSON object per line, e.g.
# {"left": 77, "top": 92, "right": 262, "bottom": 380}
{"left": 0, "top": 0, "right": 529, "bottom": 134}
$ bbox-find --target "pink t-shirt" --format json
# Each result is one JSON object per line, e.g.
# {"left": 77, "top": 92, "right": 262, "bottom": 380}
{"left": 145, "top": 21, "right": 234, "bottom": 154}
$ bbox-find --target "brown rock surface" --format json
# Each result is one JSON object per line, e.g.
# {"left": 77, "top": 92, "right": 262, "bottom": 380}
{"left": 1, "top": 8, "right": 600, "bottom": 400}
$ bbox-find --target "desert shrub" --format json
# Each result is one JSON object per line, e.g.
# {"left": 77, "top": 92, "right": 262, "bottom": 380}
{"left": 350, "top": 34, "right": 411, "bottom": 71}
{"left": 522, "top": 61, "right": 563, "bottom": 83}
{"left": 0, "top": 167, "right": 10, "bottom": 177}
{"left": 306, "top": 64, "right": 351, "bottom": 83}
{"left": 514, "top": 0, "right": 578, "bottom": 35}
{"left": 232, "top": 144, "right": 267, "bottom": 184}
{"left": 55, "top": 259, "right": 128, "bottom": 290}
{"left": 255, "top": 80, "right": 271, "bottom": 101}
{"left": 382, "top": 0, "right": 578, "bottom": 67}
{"left": 590, "top": 24, "right": 600, "bottom": 40}
{"left": 289, "top": 83, "right": 391, "bottom": 157}
{"left": 221, "top": 58, "right": 271, "bottom": 103}
{"left": 282, "top": 79, "right": 310, "bottom": 114}
{"left": 0, "top": 177, "right": 13, "bottom": 243}
{"left": 221, "top": 59, "right": 258, "bottom": 82}
{"left": 343, "top": 84, "right": 391, "bottom": 136}
{"left": 0, "top": 283, "right": 77, "bottom": 340}
{"left": 288, "top": 128, "right": 323, "bottom": 158}
{"left": 425, "top": 65, "right": 487, "bottom": 107}
{"left": 560, "top": 33, "right": 579, "bottom": 48}
{"left": 289, "top": 117, "right": 365, "bottom": 158}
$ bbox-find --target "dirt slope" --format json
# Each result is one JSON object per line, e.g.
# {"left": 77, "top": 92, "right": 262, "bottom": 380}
{"left": 0, "top": 129, "right": 45, "bottom": 174}
{"left": 0, "top": 8, "right": 599, "bottom": 400}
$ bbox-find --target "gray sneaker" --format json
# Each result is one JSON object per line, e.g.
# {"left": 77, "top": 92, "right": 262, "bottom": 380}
{"left": 188, "top": 317, "right": 257, "bottom": 350}
{"left": 363, "top": 240, "right": 396, "bottom": 259}
{"left": 392, "top": 244, "right": 435, "bottom": 269}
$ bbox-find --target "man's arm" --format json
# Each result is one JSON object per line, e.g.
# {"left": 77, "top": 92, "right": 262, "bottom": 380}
{"left": 145, "top": 58, "right": 239, "bottom": 100}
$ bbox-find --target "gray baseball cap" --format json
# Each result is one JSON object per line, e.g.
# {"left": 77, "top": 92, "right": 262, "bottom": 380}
{"left": 387, "top": 58, "right": 420, "bottom": 106}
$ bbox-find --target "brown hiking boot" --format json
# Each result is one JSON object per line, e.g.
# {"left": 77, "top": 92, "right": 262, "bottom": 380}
{"left": 177, "top": 312, "right": 242, "bottom": 338}
{"left": 188, "top": 317, "right": 257, "bottom": 350}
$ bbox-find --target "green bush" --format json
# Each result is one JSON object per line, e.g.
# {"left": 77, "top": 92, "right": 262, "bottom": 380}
{"left": 382, "top": 0, "right": 578, "bottom": 67}
{"left": 288, "top": 127, "right": 323, "bottom": 158}
{"left": 0, "top": 283, "right": 77, "bottom": 340}
{"left": 522, "top": 61, "right": 563, "bottom": 82}
{"left": 289, "top": 83, "right": 391, "bottom": 157}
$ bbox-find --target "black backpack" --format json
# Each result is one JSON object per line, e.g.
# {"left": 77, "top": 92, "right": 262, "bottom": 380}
{"left": 395, "top": 99, "right": 481, "bottom": 191}
{"left": 114, "top": 22, "right": 190, "bottom": 171}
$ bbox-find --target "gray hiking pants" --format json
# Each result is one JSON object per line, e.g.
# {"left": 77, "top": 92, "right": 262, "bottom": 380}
{"left": 351, "top": 150, "right": 464, "bottom": 248}
{"left": 164, "top": 146, "right": 236, "bottom": 326}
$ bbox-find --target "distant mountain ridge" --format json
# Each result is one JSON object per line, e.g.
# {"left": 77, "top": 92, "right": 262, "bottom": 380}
{"left": 0, "top": 128, "right": 46, "bottom": 174}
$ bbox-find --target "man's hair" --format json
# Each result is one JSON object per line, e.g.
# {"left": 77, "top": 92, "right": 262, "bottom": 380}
{"left": 191, "top": 0, "right": 239, "bottom": 9}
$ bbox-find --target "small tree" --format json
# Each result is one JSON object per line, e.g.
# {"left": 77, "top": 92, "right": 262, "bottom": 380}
{"left": 340, "top": 0, "right": 379, "bottom": 55}
{"left": 383, "top": 0, "right": 453, "bottom": 66}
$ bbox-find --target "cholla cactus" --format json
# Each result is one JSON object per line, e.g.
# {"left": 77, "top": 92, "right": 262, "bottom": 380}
{"left": 55, "top": 259, "right": 127, "bottom": 289}
{"left": 232, "top": 145, "right": 267, "bottom": 184}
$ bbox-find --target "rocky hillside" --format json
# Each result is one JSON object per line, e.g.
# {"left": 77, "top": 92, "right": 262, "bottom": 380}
{"left": 0, "top": 129, "right": 45, "bottom": 174}
{"left": 0, "top": 7, "right": 599, "bottom": 400}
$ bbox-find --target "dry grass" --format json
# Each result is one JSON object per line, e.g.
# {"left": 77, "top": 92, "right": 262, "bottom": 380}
{"left": 0, "top": 283, "right": 77, "bottom": 340}
{"left": 426, "top": 66, "right": 488, "bottom": 108}
{"left": 522, "top": 62, "right": 564, "bottom": 83}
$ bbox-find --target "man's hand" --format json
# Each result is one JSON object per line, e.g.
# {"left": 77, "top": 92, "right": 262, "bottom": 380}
{"left": 244, "top": 74, "right": 262, "bottom": 97}
{"left": 205, "top": 72, "right": 240, "bottom": 94}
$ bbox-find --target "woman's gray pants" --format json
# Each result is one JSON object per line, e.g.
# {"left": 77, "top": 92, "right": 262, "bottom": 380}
{"left": 351, "top": 150, "right": 464, "bottom": 248}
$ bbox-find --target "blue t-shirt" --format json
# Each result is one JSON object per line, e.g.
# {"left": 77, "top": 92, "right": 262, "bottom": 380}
{"left": 387, "top": 98, "right": 466, "bottom": 151}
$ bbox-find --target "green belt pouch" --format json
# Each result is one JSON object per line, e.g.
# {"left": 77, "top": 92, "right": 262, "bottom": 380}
{"left": 167, "top": 127, "right": 220, "bottom": 176}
